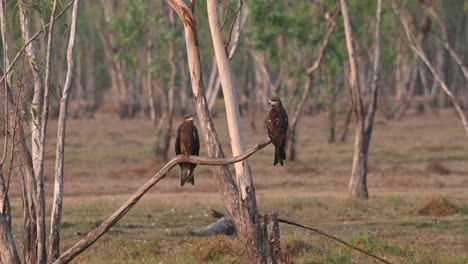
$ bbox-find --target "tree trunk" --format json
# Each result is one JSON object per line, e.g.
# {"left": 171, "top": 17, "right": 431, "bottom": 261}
{"left": 326, "top": 98, "right": 337, "bottom": 143}
{"left": 395, "top": 52, "right": 418, "bottom": 120}
{"left": 161, "top": 10, "right": 177, "bottom": 159}
{"left": 34, "top": 2, "right": 60, "bottom": 262}
{"left": 6, "top": 77, "right": 38, "bottom": 264}
{"left": 84, "top": 38, "right": 96, "bottom": 116}
{"left": 343, "top": 0, "right": 382, "bottom": 199}
{"left": 206, "top": 0, "right": 267, "bottom": 261}
{"left": 286, "top": 10, "right": 337, "bottom": 160}
{"left": 0, "top": 2, "right": 20, "bottom": 261}
{"left": 47, "top": 1, "right": 80, "bottom": 262}
{"left": 99, "top": 0, "right": 137, "bottom": 118}
{"left": 145, "top": 39, "right": 157, "bottom": 124}
{"left": 340, "top": 99, "right": 353, "bottom": 142}
{"left": 0, "top": 211, "right": 19, "bottom": 264}
{"left": 18, "top": 0, "right": 43, "bottom": 179}
{"left": 154, "top": 10, "right": 177, "bottom": 160}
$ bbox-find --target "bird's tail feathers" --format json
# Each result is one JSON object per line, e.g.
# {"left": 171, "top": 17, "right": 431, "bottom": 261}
{"left": 274, "top": 146, "right": 286, "bottom": 166}
{"left": 180, "top": 164, "right": 195, "bottom": 186}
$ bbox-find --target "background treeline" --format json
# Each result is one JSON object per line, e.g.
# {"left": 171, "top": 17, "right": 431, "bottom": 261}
{"left": 3, "top": 0, "right": 467, "bottom": 149}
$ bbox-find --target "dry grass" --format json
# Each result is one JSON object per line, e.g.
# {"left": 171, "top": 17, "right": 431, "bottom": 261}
{"left": 5, "top": 109, "right": 468, "bottom": 263}
{"left": 417, "top": 196, "right": 459, "bottom": 216}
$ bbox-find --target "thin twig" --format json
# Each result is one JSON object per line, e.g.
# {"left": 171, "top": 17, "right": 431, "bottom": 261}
{"left": 224, "top": 0, "right": 243, "bottom": 50}
{"left": 220, "top": 0, "right": 231, "bottom": 31}
{"left": 278, "top": 218, "right": 393, "bottom": 264}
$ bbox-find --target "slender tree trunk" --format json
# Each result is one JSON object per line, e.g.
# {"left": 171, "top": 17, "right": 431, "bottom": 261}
{"left": 0, "top": 1, "right": 20, "bottom": 262}
{"left": 207, "top": 0, "right": 245, "bottom": 113}
{"left": 343, "top": 0, "right": 382, "bottom": 199}
{"left": 286, "top": 10, "right": 337, "bottom": 160}
{"left": 206, "top": 0, "right": 267, "bottom": 261}
{"left": 18, "top": 0, "right": 43, "bottom": 180}
{"left": 7, "top": 79, "right": 37, "bottom": 264}
{"left": 326, "top": 95, "right": 337, "bottom": 143}
{"left": 99, "top": 0, "right": 136, "bottom": 118}
{"left": 426, "top": 7, "right": 468, "bottom": 81}
{"left": 34, "top": 1, "right": 60, "bottom": 262}
{"left": 208, "top": 78, "right": 221, "bottom": 111}
{"left": 178, "top": 58, "right": 188, "bottom": 114}
{"left": 47, "top": 1, "right": 80, "bottom": 262}
{"left": 394, "top": 41, "right": 404, "bottom": 117}
{"left": 161, "top": 10, "right": 177, "bottom": 160}
{"left": 84, "top": 37, "right": 96, "bottom": 116}
{"left": 206, "top": 57, "right": 218, "bottom": 103}
{"left": 395, "top": 52, "right": 418, "bottom": 120}
{"left": 145, "top": 39, "right": 157, "bottom": 124}
{"left": 340, "top": 104, "right": 353, "bottom": 142}
{"left": 16, "top": 0, "right": 55, "bottom": 261}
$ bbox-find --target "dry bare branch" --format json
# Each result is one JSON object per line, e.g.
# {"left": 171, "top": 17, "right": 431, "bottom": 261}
{"left": 287, "top": 6, "right": 339, "bottom": 159}
{"left": 54, "top": 137, "right": 271, "bottom": 263}
{"left": 392, "top": 2, "right": 468, "bottom": 135}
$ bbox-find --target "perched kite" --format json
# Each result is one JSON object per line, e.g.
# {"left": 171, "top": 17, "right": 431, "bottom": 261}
{"left": 420, "top": 16, "right": 431, "bottom": 37}
{"left": 265, "top": 97, "right": 288, "bottom": 166}
{"left": 175, "top": 114, "right": 200, "bottom": 186}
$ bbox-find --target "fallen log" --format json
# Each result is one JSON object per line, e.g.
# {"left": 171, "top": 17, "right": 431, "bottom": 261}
{"left": 190, "top": 210, "right": 235, "bottom": 236}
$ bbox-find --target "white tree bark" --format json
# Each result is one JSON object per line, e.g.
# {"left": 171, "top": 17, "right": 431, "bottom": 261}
{"left": 48, "top": 0, "right": 80, "bottom": 262}
{"left": 207, "top": 0, "right": 253, "bottom": 207}
{"left": 341, "top": 0, "right": 375, "bottom": 199}
{"left": 167, "top": 0, "right": 267, "bottom": 261}
{"left": 206, "top": 0, "right": 245, "bottom": 112}
{"left": 207, "top": 2, "right": 270, "bottom": 262}
{"left": 34, "top": 1, "right": 60, "bottom": 261}
{"left": 18, "top": 0, "right": 43, "bottom": 178}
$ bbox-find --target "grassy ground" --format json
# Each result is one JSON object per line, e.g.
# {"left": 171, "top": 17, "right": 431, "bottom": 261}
{"left": 6, "top": 109, "right": 468, "bottom": 263}
{"left": 9, "top": 192, "right": 467, "bottom": 263}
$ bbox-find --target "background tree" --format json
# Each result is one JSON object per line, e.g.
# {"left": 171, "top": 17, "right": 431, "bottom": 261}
{"left": 341, "top": 0, "right": 382, "bottom": 199}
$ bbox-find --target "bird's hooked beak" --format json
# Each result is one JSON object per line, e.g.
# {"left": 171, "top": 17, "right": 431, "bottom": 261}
{"left": 268, "top": 99, "right": 273, "bottom": 107}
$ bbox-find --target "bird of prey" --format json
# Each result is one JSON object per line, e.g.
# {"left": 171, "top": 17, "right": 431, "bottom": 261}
{"left": 175, "top": 114, "right": 200, "bottom": 186}
{"left": 265, "top": 97, "right": 288, "bottom": 166}
{"left": 420, "top": 16, "right": 431, "bottom": 37}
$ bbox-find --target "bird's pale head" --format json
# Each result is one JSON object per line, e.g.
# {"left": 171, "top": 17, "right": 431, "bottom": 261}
{"left": 268, "top": 97, "right": 283, "bottom": 108}
{"left": 183, "top": 114, "right": 194, "bottom": 122}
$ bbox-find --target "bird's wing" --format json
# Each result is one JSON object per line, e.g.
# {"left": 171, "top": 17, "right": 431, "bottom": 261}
{"left": 265, "top": 109, "right": 274, "bottom": 136}
{"left": 281, "top": 108, "right": 289, "bottom": 132}
{"left": 175, "top": 125, "right": 182, "bottom": 155}
{"left": 192, "top": 125, "right": 200, "bottom": 155}
{"left": 281, "top": 109, "right": 289, "bottom": 146}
